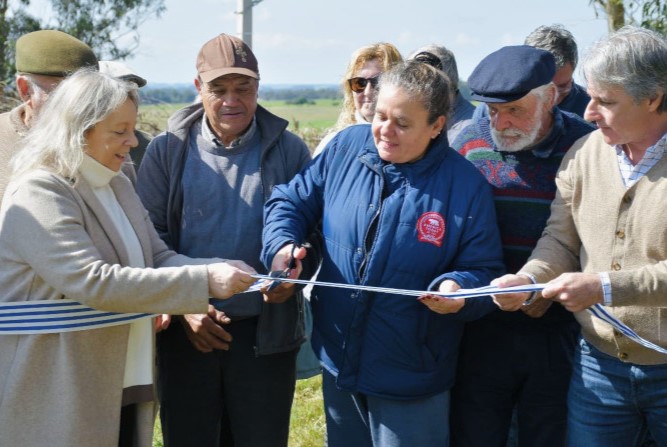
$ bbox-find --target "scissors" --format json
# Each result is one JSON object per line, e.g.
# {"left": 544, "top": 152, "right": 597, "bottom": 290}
{"left": 265, "top": 242, "right": 310, "bottom": 292}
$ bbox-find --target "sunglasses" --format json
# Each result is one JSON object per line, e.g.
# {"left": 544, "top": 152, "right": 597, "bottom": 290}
{"left": 413, "top": 51, "right": 443, "bottom": 71}
{"left": 348, "top": 76, "right": 379, "bottom": 93}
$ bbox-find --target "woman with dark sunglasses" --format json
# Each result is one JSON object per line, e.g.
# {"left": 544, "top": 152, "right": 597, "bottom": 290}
{"left": 314, "top": 42, "right": 402, "bottom": 155}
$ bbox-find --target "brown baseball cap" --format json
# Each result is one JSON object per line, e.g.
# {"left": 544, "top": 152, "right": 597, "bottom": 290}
{"left": 196, "top": 33, "right": 259, "bottom": 82}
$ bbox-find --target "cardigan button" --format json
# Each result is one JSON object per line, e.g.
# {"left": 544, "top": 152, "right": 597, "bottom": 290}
{"left": 618, "top": 352, "right": 628, "bottom": 361}
{"left": 616, "top": 230, "right": 625, "bottom": 239}
{"left": 612, "top": 263, "right": 621, "bottom": 271}
{"left": 623, "top": 195, "right": 632, "bottom": 204}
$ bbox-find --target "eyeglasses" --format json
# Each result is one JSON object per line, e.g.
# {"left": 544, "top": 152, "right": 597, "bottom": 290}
{"left": 413, "top": 51, "right": 443, "bottom": 71}
{"left": 348, "top": 76, "right": 379, "bottom": 93}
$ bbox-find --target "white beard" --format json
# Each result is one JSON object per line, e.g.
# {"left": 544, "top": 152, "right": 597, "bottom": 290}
{"left": 490, "top": 104, "right": 544, "bottom": 153}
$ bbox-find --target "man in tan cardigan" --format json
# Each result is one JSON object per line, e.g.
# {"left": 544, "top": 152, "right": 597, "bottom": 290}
{"left": 493, "top": 27, "right": 667, "bottom": 446}
{"left": 0, "top": 29, "right": 98, "bottom": 199}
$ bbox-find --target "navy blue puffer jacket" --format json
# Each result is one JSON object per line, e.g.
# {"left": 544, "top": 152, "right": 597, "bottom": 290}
{"left": 262, "top": 125, "right": 504, "bottom": 400}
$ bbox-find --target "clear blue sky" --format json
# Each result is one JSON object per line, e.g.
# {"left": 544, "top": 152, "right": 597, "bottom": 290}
{"left": 29, "top": 0, "right": 611, "bottom": 86}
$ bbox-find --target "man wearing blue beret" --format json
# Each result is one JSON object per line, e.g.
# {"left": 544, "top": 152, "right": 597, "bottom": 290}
{"left": 449, "top": 45, "right": 595, "bottom": 447}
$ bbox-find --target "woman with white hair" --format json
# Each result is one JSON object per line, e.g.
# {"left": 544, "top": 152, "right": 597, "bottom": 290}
{"left": 0, "top": 69, "right": 256, "bottom": 447}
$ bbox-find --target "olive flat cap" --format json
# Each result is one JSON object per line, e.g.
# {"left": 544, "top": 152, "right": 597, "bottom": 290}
{"left": 16, "top": 30, "right": 98, "bottom": 76}
{"left": 468, "top": 45, "right": 555, "bottom": 103}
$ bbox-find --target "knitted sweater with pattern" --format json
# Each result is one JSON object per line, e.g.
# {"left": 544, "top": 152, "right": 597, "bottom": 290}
{"left": 453, "top": 109, "right": 594, "bottom": 325}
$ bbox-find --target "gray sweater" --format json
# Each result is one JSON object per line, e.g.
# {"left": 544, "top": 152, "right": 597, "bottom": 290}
{"left": 137, "top": 102, "right": 318, "bottom": 355}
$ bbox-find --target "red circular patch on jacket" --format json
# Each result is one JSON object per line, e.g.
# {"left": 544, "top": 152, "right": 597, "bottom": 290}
{"left": 417, "top": 212, "right": 445, "bottom": 247}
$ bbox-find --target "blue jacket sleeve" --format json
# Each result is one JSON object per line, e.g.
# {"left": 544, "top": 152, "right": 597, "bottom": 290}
{"left": 261, "top": 146, "right": 330, "bottom": 270}
{"left": 429, "top": 180, "right": 505, "bottom": 321}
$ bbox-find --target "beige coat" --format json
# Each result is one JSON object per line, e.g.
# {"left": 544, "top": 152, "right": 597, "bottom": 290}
{"left": 0, "top": 105, "right": 28, "bottom": 200}
{"left": 521, "top": 130, "right": 667, "bottom": 365}
{"left": 0, "top": 169, "right": 211, "bottom": 446}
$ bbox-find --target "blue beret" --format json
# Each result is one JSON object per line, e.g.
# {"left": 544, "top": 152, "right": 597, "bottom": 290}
{"left": 468, "top": 45, "right": 556, "bottom": 103}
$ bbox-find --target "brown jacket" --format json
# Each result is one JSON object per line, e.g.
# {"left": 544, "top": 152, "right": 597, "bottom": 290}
{"left": 0, "top": 169, "right": 211, "bottom": 446}
{"left": 520, "top": 130, "right": 667, "bottom": 365}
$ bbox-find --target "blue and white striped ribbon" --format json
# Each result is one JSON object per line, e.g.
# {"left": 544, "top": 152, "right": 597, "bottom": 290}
{"left": 247, "top": 274, "right": 545, "bottom": 299}
{"left": 250, "top": 275, "right": 667, "bottom": 355}
{"left": 588, "top": 303, "right": 667, "bottom": 355}
{"left": 0, "top": 299, "right": 151, "bottom": 335}
{"left": 5, "top": 281, "right": 667, "bottom": 356}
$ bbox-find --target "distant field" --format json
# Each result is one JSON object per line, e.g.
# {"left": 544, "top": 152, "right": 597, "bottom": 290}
{"left": 138, "top": 98, "right": 340, "bottom": 151}
{"left": 260, "top": 98, "right": 340, "bottom": 132}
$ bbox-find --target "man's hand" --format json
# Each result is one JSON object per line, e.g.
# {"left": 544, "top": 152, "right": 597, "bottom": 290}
{"left": 154, "top": 314, "right": 171, "bottom": 333}
{"left": 260, "top": 243, "right": 308, "bottom": 304}
{"left": 180, "top": 304, "right": 233, "bottom": 353}
{"left": 207, "top": 261, "right": 256, "bottom": 299}
{"left": 490, "top": 274, "right": 534, "bottom": 311}
{"left": 541, "top": 272, "right": 603, "bottom": 312}
{"left": 520, "top": 297, "right": 552, "bottom": 318}
{"left": 418, "top": 280, "right": 465, "bottom": 314}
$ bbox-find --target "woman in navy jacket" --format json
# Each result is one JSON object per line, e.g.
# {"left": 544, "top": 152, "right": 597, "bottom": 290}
{"left": 262, "top": 61, "right": 504, "bottom": 446}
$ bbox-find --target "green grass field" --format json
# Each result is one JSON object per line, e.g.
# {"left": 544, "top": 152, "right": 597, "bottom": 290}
{"left": 144, "top": 100, "right": 333, "bottom": 447}
{"left": 152, "top": 375, "right": 326, "bottom": 447}
{"left": 138, "top": 98, "right": 340, "bottom": 151}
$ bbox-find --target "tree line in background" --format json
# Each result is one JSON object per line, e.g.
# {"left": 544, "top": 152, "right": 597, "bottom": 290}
{"left": 0, "top": 0, "right": 165, "bottom": 83}
{"left": 139, "top": 85, "right": 345, "bottom": 105}
{"left": 138, "top": 83, "right": 474, "bottom": 105}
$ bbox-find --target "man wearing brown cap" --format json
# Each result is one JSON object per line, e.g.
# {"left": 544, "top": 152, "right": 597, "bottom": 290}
{"left": 0, "top": 29, "right": 98, "bottom": 199}
{"left": 137, "top": 33, "right": 317, "bottom": 447}
{"left": 449, "top": 46, "right": 594, "bottom": 447}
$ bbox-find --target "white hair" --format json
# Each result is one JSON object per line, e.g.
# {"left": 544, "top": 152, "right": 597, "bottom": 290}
{"left": 11, "top": 68, "right": 138, "bottom": 181}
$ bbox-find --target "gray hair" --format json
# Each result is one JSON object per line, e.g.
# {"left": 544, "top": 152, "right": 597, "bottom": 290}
{"left": 583, "top": 26, "right": 667, "bottom": 113}
{"left": 11, "top": 68, "right": 139, "bottom": 180}
{"left": 16, "top": 72, "right": 48, "bottom": 97}
{"left": 379, "top": 60, "right": 450, "bottom": 124}
{"left": 408, "top": 44, "right": 460, "bottom": 91}
{"left": 531, "top": 82, "right": 557, "bottom": 106}
{"left": 525, "top": 24, "right": 578, "bottom": 69}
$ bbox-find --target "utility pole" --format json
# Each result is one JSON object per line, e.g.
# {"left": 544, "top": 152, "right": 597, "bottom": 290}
{"left": 236, "top": 0, "right": 264, "bottom": 49}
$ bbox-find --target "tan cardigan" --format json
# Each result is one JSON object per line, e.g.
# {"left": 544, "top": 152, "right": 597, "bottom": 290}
{"left": 520, "top": 130, "right": 667, "bottom": 365}
{"left": 0, "top": 169, "right": 212, "bottom": 446}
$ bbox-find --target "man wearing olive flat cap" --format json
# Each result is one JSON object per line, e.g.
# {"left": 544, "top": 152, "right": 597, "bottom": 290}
{"left": 0, "top": 29, "right": 98, "bottom": 199}
{"left": 449, "top": 45, "right": 594, "bottom": 447}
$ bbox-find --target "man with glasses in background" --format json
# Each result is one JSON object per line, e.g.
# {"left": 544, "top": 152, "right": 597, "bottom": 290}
{"left": 525, "top": 24, "right": 590, "bottom": 119}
